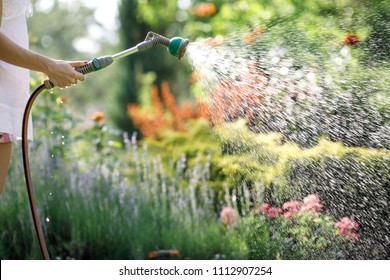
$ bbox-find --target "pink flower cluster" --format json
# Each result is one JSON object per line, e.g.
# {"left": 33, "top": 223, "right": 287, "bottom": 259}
{"left": 334, "top": 217, "right": 359, "bottom": 240}
{"left": 256, "top": 194, "right": 324, "bottom": 219}
{"left": 220, "top": 206, "right": 240, "bottom": 225}
{"left": 255, "top": 203, "right": 282, "bottom": 218}
{"left": 282, "top": 200, "right": 300, "bottom": 218}
{"left": 254, "top": 194, "right": 359, "bottom": 240}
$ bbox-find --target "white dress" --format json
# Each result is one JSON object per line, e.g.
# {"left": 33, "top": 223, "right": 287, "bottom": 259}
{"left": 0, "top": 0, "right": 33, "bottom": 140}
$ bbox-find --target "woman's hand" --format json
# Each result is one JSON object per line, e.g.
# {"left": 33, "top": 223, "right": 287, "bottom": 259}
{"left": 44, "top": 60, "right": 86, "bottom": 88}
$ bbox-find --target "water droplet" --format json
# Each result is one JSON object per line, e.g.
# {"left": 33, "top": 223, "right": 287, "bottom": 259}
{"left": 280, "top": 67, "right": 289, "bottom": 75}
{"left": 334, "top": 57, "right": 343, "bottom": 66}
{"left": 307, "top": 72, "right": 316, "bottom": 83}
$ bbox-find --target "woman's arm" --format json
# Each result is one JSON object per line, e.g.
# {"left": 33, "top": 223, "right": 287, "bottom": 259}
{"left": 0, "top": 33, "right": 85, "bottom": 88}
{"left": 0, "top": 32, "right": 85, "bottom": 88}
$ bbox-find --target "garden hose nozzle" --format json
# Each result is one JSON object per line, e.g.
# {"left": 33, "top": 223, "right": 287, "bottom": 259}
{"left": 44, "top": 31, "right": 189, "bottom": 89}
{"left": 141, "top": 31, "right": 189, "bottom": 59}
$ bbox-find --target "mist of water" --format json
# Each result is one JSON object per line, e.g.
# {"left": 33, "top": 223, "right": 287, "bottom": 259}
{"left": 185, "top": 22, "right": 389, "bottom": 259}
{"left": 186, "top": 26, "right": 389, "bottom": 149}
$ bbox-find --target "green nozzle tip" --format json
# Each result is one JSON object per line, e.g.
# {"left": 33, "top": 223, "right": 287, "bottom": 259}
{"left": 168, "top": 37, "right": 183, "bottom": 56}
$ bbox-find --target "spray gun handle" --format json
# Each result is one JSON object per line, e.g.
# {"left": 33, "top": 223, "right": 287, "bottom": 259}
{"left": 43, "top": 56, "right": 114, "bottom": 89}
{"left": 74, "top": 56, "right": 114, "bottom": 74}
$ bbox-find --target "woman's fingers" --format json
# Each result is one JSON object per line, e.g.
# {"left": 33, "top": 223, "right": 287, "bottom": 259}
{"left": 69, "top": 61, "right": 86, "bottom": 81}
{"left": 46, "top": 60, "right": 86, "bottom": 88}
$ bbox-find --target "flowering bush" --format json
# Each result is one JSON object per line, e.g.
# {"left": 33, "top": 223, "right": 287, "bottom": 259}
{"left": 229, "top": 194, "right": 358, "bottom": 259}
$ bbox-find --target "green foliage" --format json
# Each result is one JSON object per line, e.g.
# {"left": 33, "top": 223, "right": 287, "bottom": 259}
{"left": 29, "top": 82, "right": 79, "bottom": 163}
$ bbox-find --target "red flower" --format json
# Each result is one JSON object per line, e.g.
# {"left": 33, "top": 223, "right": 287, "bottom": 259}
{"left": 344, "top": 33, "right": 360, "bottom": 46}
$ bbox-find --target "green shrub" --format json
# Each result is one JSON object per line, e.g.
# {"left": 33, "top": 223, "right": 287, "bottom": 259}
{"left": 232, "top": 210, "right": 348, "bottom": 260}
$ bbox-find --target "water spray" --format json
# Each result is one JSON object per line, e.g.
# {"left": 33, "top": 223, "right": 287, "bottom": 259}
{"left": 22, "top": 32, "right": 189, "bottom": 260}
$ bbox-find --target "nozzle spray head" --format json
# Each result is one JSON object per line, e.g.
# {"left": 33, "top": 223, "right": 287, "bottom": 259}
{"left": 167, "top": 37, "right": 189, "bottom": 60}
{"left": 141, "top": 32, "right": 189, "bottom": 60}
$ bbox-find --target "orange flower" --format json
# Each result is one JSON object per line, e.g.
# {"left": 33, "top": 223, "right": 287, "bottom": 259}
{"left": 179, "top": 102, "right": 194, "bottom": 120}
{"left": 195, "top": 101, "right": 210, "bottom": 119}
{"left": 91, "top": 111, "right": 105, "bottom": 122}
{"left": 344, "top": 33, "right": 359, "bottom": 46}
{"left": 192, "top": 2, "right": 217, "bottom": 17}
